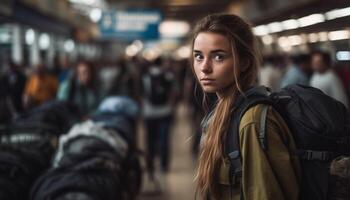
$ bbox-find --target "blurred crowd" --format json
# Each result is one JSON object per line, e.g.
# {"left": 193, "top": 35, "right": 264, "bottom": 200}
{"left": 0, "top": 55, "right": 189, "bottom": 116}
{"left": 259, "top": 50, "right": 350, "bottom": 108}
{"left": 0, "top": 54, "right": 192, "bottom": 192}
{"left": 1, "top": 49, "right": 350, "bottom": 189}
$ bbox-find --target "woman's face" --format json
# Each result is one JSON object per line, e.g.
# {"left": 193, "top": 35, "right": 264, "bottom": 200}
{"left": 77, "top": 63, "right": 91, "bottom": 85}
{"left": 311, "top": 53, "right": 327, "bottom": 73}
{"left": 193, "top": 32, "right": 236, "bottom": 96}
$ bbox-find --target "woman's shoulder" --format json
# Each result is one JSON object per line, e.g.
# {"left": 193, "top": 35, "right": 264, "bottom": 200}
{"left": 239, "top": 104, "right": 266, "bottom": 128}
{"left": 239, "top": 104, "right": 283, "bottom": 131}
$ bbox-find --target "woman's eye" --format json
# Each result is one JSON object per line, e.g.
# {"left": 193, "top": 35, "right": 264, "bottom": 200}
{"left": 194, "top": 54, "right": 204, "bottom": 61}
{"left": 213, "top": 54, "right": 225, "bottom": 61}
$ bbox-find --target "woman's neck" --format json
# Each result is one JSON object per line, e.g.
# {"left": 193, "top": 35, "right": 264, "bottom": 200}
{"left": 216, "top": 85, "right": 236, "bottom": 99}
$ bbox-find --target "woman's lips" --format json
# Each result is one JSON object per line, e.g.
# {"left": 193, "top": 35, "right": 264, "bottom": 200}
{"left": 200, "top": 78, "right": 215, "bottom": 85}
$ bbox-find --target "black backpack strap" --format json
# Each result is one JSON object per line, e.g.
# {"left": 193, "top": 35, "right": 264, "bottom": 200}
{"left": 227, "top": 104, "right": 269, "bottom": 199}
{"left": 258, "top": 105, "right": 269, "bottom": 150}
{"left": 226, "top": 86, "right": 271, "bottom": 158}
{"left": 226, "top": 86, "right": 271, "bottom": 200}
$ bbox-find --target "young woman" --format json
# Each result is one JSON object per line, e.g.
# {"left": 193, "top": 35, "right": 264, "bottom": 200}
{"left": 192, "top": 14, "right": 301, "bottom": 200}
{"left": 57, "top": 60, "right": 99, "bottom": 115}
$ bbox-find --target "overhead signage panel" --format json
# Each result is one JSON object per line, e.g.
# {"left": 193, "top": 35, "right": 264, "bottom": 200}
{"left": 98, "top": 10, "right": 162, "bottom": 41}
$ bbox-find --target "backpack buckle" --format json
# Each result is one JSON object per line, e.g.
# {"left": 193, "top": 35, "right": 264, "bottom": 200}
{"left": 228, "top": 151, "right": 242, "bottom": 186}
{"left": 303, "top": 150, "right": 332, "bottom": 161}
{"left": 231, "top": 169, "right": 242, "bottom": 185}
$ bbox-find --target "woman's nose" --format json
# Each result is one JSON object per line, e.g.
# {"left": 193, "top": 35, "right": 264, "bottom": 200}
{"left": 201, "top": 59, "right": 212, "bottom": 73}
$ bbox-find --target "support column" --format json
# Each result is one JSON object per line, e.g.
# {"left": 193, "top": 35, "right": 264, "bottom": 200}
{"left": 57, "top": 36, "right": 66, "bottom": 62}
{"left": 46, "top": 34, "right": 55, "bottom": 69}
{"left": 29, "top": 29, "right": 40, "bottom": 66}
{"left": 11, "top": 24, "right": 23, "bottom": 65}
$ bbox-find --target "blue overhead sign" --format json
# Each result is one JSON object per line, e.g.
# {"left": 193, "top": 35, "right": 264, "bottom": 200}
{"left": 98, "top": 10, "right": 162, "bottom": 41}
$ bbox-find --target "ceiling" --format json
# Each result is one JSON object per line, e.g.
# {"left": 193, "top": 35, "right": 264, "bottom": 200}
{"left": 105, "top": 0, "right": 235, "bottom": 23}
{"left": 94, "top": 0, "right": 350, "bottom": 43}
{"left": 251, "top": 0, "right": 350, "bottom": 25}
{"left": 103, "top": 0, "right": 350, "bottom": 29}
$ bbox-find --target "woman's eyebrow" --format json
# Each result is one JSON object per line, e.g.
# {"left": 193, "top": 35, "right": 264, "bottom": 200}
{"left": 210, "top": 49, "right": 227, "bottom": 53}
{"left": 193, "top": 49, "right": 228, "bottom": 54}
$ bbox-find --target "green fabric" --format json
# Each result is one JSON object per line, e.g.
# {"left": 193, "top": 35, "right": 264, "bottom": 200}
{"left": 57, "top": 80, "right": 99, "bottom": 115}
{"left": 219, "top": 104, "right": 301, "bottom": 200}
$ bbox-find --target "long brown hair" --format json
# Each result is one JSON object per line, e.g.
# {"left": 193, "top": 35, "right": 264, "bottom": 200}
{"left": 191, "top": 14, "right": 260, "bottom": 199}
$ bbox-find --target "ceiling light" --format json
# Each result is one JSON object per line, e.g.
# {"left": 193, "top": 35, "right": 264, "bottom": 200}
{"left": 132, "top": 40, "right": 143, "bottom": 51}
{"left": 308, "top": 33, "right": 318, "bottom": 43}
{"left": 278, "top": 37, "right": 289, "bottom": 47}
{"left": 142, "top": 48, "right": 161, "bottom": 61}
{"left": 25, "top": 29, "right": 35, "bottom": 45}
{"left": 159, "top": 21, "right": 190, "bottom": 38}
{"left": 0, "top": 32, "right": 10, "bottom": 43}
{"left": 39, "top": 33, "right": 50, "bottom": 50}
{"left": 318, "top": 32, "right": 328, "bottom": 42}
{"left": 278, "top": 36, "right": 292, "bottom": 51}
{"left": 328, "top": 30, "right": 349, "bottom": 41}
{"left": 267, "top": 22, "right": 283, "bottom": 33}
{"left": 281, "top": 19, "right": 299, "bottom": 30}
{"left": 64, "top": 40, "right": 75, "bottom": 52}
{"left": 69, "top": 0, "right": 96, "bottom": 5}
{"left": 126, "top": 41, "right": 144, "bottom": 57}
{"left": 126, "top": 45, "right": 139, "bottom": 57}
{"left": 288, "top": 35, "right": 302, "bottom": 46}
{"left": 300, "top": 34, "right": 308, "bottom": 44}
{"left": 326, "top": 7, "right": 350, "bottom": 20}
{"left": 90, "top": 8, "right": 102, "bottom": 22}
{"left": 298, "top": 14, "right": 325, "bottom": 27}
{"left": 336, "top": 51, "right": 350, "bottom": 61}
{"left": 261, "top": 35, "right": 273, "bottom": 45}
{"left": 177, "top": 46, "right": 191, "bottom": 59}
{"left": 253, "top": 25, "right": 269, "bottom": 36}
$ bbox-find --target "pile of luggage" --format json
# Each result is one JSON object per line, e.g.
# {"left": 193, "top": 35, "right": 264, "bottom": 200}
{"left": 0, "top": 96, "right": 142, "bottom": 200}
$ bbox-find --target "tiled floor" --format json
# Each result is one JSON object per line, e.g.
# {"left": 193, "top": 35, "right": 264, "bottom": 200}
{"left": 138, "top": 104, "right": 197, "bottom": 200}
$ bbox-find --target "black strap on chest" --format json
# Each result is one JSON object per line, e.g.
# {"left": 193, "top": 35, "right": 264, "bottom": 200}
{"left": 226, "top": 86, "right": 271, "bottom": 199}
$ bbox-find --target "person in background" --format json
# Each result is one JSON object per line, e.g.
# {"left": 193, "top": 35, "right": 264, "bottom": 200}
{"left": 281, "top": 53, "right": 311, "bottom": 88}
{"left": 259, "top": 56, "right": 283, "bottom": 92}
{"left": 107, "top": 58, "right": 141, "bottom": 102}
{"left": 57, "top": 56, "right": 72, "bottom": 83}
{"left": 57, "top": 60, "right": 100, "bottom": 116}
{"left": 0, "top": 61, "right": 27, "bottom": 113}
{"left": 99, "top": 60, "right": 121, "bottom": 98}
{"left": 141, "top": 56, "right": 177, "bottom": 191}
{"left": 310, "top": 51, "right": 349, "bottom": 108}
{"left": 23, "top": 63, "right": 58, "bottom": 110}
